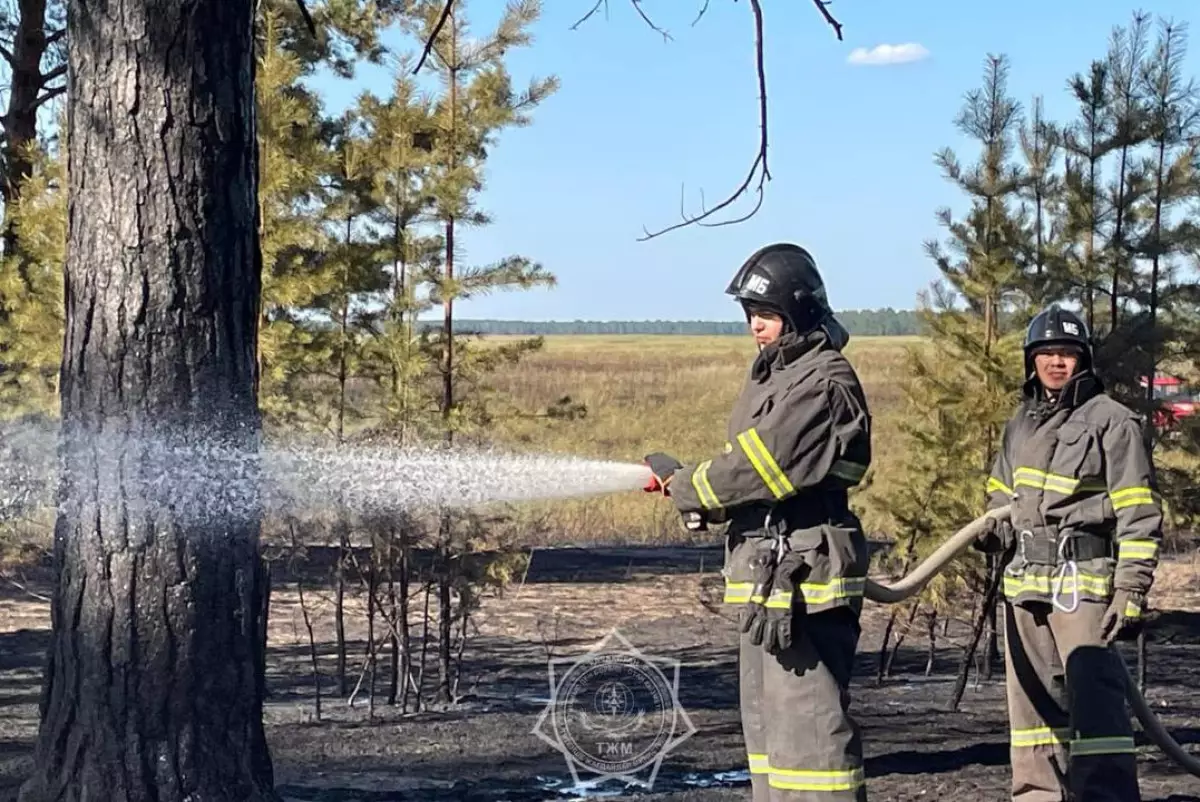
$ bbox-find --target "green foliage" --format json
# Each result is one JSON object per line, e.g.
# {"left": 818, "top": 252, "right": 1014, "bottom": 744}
{"left": 0, "top": 139, "right": 65, "bottom": 419}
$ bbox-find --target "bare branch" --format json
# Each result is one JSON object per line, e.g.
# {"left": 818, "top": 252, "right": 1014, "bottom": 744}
{"left": 637, "top": 0, "right": 770, "bottom": 240}
{"left": 45, "top": 28, "right": 66, "bottom": 47}
{"left": 37, "top": 86, "right": 65, "bottom": 106}
{"left": 413, "top": 0, "right": 456, "bottom": 75}
{"left": 0, "top": 43, "right": 12, "bottom": 67}
{"left": 691, "top": 0, "right": 711, "bottom": 27}
{"left": 570, "top": 0, "right": 607, "bottom": 31}
{"left": 40, "top": 64, "right": 66, "bottom": 87}
{"left": 294, "top": 0, "right": 317, "bottom": 38}
{"left": 1, "top": 573, "right": 51, "bottom": 603}
{"left": 631, "top": 0, "right": 671, "bottom": 42}
{"left": 811, "top": 0, "right": 844, "bottom": 41}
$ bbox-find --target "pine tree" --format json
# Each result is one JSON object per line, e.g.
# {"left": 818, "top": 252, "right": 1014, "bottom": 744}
{"left": 1059, "top": 61, "right": 1117, "bottom": 331}
{"left": 887, "top": 54, "right": 1029, "bottom": 699}
{"left": 19, "top": 0, "right": 276, "bottom": 795}
{"left": 0, "top": 0, "right": 67, "bottom": 263}
{"left": 1014, "top": 95, "right": 1063, "bottom": 306}
{"left": 318, "top": 115, "right": 389, "bottom": 443}
{"left": 357, "top": 70, "right": 442, "bottom": 445}
{"left": 408, "top": 0, "right": 559, "bottom": 703}
{"left": 256, "top": 6, "right": 339, "bottom": 430}
{"left": 0, "top": 135, "right": 64, "bottom": 418}
{"left": 1102, "top": 12, "right": 1153, "bottom": 331}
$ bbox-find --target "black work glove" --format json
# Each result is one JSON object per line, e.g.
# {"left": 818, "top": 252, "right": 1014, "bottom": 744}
{"left": 973, "top": 515, "right": 1014, "bottom": 554}
{"left": 643, "top": 452, "right": 684, "bottom": 495}
{"left": 739, "top": 542, "right": 777, "bottom": 646}
{"left": 1101, "top": 589, "right": 1146, "bottom": 644}
{"left": 762, "top": 548, "right": 809, "bottom": 655}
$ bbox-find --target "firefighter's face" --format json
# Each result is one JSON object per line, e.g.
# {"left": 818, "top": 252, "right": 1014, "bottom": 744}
{"left": 748, "top": 309, "right": 784, "bottom": 346}
{"left": 1033, "top": 345, "right": 1081, "bottom": 390}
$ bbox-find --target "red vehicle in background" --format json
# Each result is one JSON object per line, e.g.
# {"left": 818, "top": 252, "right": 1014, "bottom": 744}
{"left": 1138, "top": 374, "right": 1198, "bottom": 429}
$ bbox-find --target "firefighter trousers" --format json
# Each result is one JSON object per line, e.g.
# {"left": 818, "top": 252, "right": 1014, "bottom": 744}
{"left": 739, "top": 606, "right": 866, "bottom": 802}
{"left": 1003, "top": 598, "right": 1140, "bottom": 802}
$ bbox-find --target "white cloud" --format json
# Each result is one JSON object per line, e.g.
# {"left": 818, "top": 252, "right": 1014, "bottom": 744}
{"left": 846, "top": 43, "right": 930, "bottom": 66}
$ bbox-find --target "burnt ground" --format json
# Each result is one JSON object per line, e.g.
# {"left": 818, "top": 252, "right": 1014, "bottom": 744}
{"left": 2, "top": 545, "right": 1200, "bottom": 802}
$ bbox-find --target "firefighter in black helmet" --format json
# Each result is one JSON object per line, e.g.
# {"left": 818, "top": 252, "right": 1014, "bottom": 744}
{"left": 977, "top": 303, "right": 1162, "bottom": 801}
{"left": 645, "top": 243, "right": 873, "bottom": 801}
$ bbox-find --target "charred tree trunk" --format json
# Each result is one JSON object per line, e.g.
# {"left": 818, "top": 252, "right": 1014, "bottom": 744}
{"left": 335, "top": 525, "right": 348, "bottom": 697}
{"left": 947, "top": 550, "right": 1009, "bottom": 712}
{"left": 398, "top": 525, "right": 412, "bottom": 712}
{"left": 366, "top": 561, "right": 377, "bottom": 720}
{"left": 982, "top": 556, "right": 1000, "bottom": 680}
{"left": 925, "top": 610, "right": 938, "bottom": 677}
{"left": 437, "top": 545, "right": 453, "bottom": 704}
{"left": 884, "top": 602, "right": 922, "bottom": 678}
{"left": 18, "top": 1, "right": 275, "bottom": 800}
{"left": 875, "top": 609, "right": 899, "bottom": 686}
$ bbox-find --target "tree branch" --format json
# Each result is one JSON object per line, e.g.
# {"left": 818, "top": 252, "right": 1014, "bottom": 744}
{"left": 0, "top": 43, "right": 12, "bottom": 67}
{"left": 45, "top": 28, "right": 66, "bottom": 47}
{"left": 40, "top": 64, "right": 66, "bottom": 87}
{"left": 295, "top": 0, "right": 317, "bottom": 38}
{"left": 636, "top": 0, "right": 846, "bottom": 239}
{"left": 811, "top": 0, "right": 844, "bottom": 41}
{"left": 570, "top": 0, "right": 607, "bottom": 30}
{"left": 413, "top": 0, "right": 456, "bottom": 75}
{"left": 630, "top": 0, "right": 671, "bottom": 42}
{"left": 637, "top": 0, "right": 770, "bottom": 240}
{"left": 37, "top": 86, "right": 65, "bottom": 106}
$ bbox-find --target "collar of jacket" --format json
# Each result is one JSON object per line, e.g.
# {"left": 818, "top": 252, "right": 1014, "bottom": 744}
{"left": 1022, "top": 369, "right": 1104, "bottom": 411}
{"left": 750, "top": 328, "right": 828, "bottom": 382}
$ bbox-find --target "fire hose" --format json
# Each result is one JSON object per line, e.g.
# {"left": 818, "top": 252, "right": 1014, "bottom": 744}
{"left": 863, "top": 503, "right": 1200, "bottom": 777}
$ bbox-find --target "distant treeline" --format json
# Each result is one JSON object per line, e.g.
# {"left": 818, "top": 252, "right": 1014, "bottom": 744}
{"left": 415, "top": 308, "right": 921, "bottom": 336}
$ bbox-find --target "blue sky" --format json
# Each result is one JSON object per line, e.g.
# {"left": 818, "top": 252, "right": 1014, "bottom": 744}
{"left": 310, "top": 0, "right": 1200, "bottom": 321}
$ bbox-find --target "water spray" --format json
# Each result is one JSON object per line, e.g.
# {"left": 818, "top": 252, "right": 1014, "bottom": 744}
{"left": 0, "top": 418, "right": 654, "bottom": 526}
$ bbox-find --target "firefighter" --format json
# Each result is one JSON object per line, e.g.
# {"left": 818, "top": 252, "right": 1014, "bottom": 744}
{"left": 976, "top": 303, "right": 1162, "bottom": 802}
{"left": 644, "top": 243, "right": 873, "bottom": 802}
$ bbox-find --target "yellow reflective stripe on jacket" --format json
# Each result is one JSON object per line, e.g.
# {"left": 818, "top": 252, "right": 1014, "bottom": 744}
{"left": 1124, "top": 599, "right": 1142, "bottom": 618}
{"left": 1069, "top": 736, "right": 1136, "bottom": 756}
{"left": 1117, "top": 539, "right": 1158, "bottom": 560}
{"left": 763, "top": 577, "right": 866, "bottom": 607}
{"left": 1003, "top": 573, "right": 1112, "bottom": 597}
{"left": 986, "top": 476, "right": 1013, "bottom": 496}
{"left": 723, "top": 581, "right": 768, "bottom": 604}
{"left": 736, "top": 427, "right": 795, "bottom": 499}
{"left": 691, "top": 460, "right": 721, "bottom": 510}
{"left": 768, "top": 767, "right": 865, "bottom": 792}
{"left": 747, "top": 753, "right": 769, "bottom": 774}
{"left": 829, "top": 459, "right": 867, "bottom": 484}
{"left": 1011, "top": 725, "right": 1071, "bottom": 747}
{"left": 1013, "top": 467, "right": 1105, "bottom": 495}
{"left": 1110, "top": 486, "right": 1158, "bottom": 510}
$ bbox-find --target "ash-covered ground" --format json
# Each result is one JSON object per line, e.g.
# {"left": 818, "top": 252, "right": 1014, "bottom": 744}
{"left": 2, "top": 544, "right": 1199, "bottom": 802}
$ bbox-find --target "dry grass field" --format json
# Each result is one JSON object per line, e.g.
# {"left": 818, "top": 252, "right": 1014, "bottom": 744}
{"left": 477, "top": 334, "right": 923, "bottom": 546}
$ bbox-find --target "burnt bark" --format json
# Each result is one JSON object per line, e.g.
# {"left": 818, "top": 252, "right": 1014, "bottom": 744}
{"left": 18, "top": 1, "right": 276, "bottom": 800}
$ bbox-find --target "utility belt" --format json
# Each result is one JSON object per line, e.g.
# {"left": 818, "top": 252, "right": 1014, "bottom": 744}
{"left": 1017, "top": 527, "right": 1112, "bottom": 565}
{"left": 728, "top": 489, "right": 851, "bottom": 538}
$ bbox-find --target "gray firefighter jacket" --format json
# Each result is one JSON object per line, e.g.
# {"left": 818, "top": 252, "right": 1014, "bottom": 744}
{"left": 669, "top": 327, "right": 873, "bottom": 616}
{"left": 986, "top": 370, "right": 1163, "bottom": 609}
